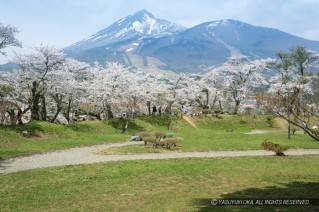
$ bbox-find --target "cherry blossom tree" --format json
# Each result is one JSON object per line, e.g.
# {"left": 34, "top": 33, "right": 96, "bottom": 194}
{"left": 0, "top": 22, "right": 22, "bottom": 55}
{"left": 212, "top": 56, "right": 270, "bottom": 114}
{"left": 0, "top": 74, "right": 19, "bottom": 124}
{"left": 12, "top": 45, "right": 66, "bottom": 121}
{"left": 261, "top": 47, "right": 319, "bottom": 141}
{"left": 6, "top": 44, "right": 317, "bottom": 129}
{"left": 45, "top": 58, "right": 90, "bottom": 122}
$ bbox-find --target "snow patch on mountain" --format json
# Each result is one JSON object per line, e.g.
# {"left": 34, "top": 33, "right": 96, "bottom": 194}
{"left": 64, "top": 11, "right": 319, "bottom": 74}
{"left": 65, "top": 10, "right": 185, "bottom": 53}
{"left": 126, "top": 48, "right": 134, "bottom": 52}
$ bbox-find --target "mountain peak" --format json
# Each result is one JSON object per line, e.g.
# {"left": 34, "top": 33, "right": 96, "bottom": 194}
{"left": 131, "top": 9, "right": 155, "bottom": 19}
{"left": 119, "top": 9, "right": 156, "bottom": 25}
{"left": 65, "top": 11, "right": 319, "bottom": 73}
{"left": 66, "top": 10, "right": 185, "bottom": 53}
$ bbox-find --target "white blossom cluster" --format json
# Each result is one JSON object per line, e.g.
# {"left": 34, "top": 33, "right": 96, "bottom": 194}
{"left": 0, "top": 45, "right": 318, "bottom": 122}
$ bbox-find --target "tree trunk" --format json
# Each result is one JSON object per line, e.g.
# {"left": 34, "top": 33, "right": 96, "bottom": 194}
{"left": 66, "top": 97, "right": 72, "bottom": 122}
{"left": 51, "top": 103, "right": 62, "bottom": 123}
{"left": 106, "top": 104, "right": 113, "bottom": 119}
{"left": 31, "top": 81, "right": 40, "bottom": 120}
{"left": 167, "top": 120, "right": 172, "bottom": 130}
{"left": 40, "top": 94, "right": 47, "bottom": 121}
{"left": 17, "top": 108, "right": 23, "bottom": 125}
{"left": 147, "top": 101, "right": 151, "bottom": 116}
{"left": 7, "top": 109, "right": 16, "bottom": 125}
{"left": 218, "top": 100, "right": 223, "bottom": 113}
{"left": 50, "top": 94, "right": 63, "bottom": 123}
{"left": 211, "top": 95, "right": 218, "bottom": 111}
{"left": 233, "top": 100, "right": 241, "bottom": 114}
{"left": 204, "top": 89, "right": 209, "bottom": 108}
{"left": 50, "top": 107, "right": 62, "bottom": 123}
{"left": 165, "top": 101, "right": 174, "bottom": 114}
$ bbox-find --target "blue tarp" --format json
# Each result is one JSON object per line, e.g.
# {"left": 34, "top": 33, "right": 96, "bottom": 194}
{"left": 166, "top": 133, "right": 174, "bottom": 137}
{"left": 131, "top": 135, "right": 141, "bottom": 141}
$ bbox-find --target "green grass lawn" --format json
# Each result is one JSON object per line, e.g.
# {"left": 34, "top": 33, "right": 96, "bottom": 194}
{"left": 1, "top": 115, "right": 319, "bottom": 211}
{"left": 179, "top": 115, "right": 318, "bottom": 151}
{"left": 0, "top": 120, "right": 127, "bottom": 159}
{"left": 1, "top": 115, "right": 318, "bottom": 159}
{"left": 1, "top": 155, "right": 318, "bottom": 211}
{"left": 102, "top": 115, "right": 319, "bottom": 154}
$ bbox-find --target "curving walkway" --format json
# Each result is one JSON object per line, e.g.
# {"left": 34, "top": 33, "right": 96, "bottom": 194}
{"left": 182, "top": 116, "right": 199, "bottom": 129}
{"left": 1, "top": 141, "right": 319, "bottom": 174}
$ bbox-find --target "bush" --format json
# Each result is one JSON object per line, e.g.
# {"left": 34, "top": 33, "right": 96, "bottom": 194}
{"left": 226, "top": 128, "right": 235, "bottom": 132}
{"left": 164, "top": 137, "right": 182, "bottom": 149}
{"left": 137, "top": 131, "right": 153, "bottom": 138}
{"left": 213, "top": 114, "right": 223, "bottom": 119}
{"left": 143, "top": 136, "right": 157, "bottom": 146}
{"left": 214, "top": 109, "right": 222, "bottom": 114}
{"left": 266, "top": 116, "right": 274, "bottom": 127}
{"left": 239, "top": 115, "right": 246, "bottom": 124}
{"left": 137, "top": 130, "right": 182, "bottom": 149}
{"left": 154, "top": 131, "right": 165, "bottom": 138}
{"left": 261, "top": 140, "right": 289, "bottom": 156}
{"left": 291, "top": 128, "right": 298, "bottom": 135}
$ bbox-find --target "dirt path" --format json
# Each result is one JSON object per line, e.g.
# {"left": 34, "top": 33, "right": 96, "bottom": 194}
{"left": 182, "top": 116, "right": 199, "bottom": 129}
{"left": 245, "top": 130, "right": 278, "bottom": 134}
{"left": 1, "top": 141, "right": 319, "bottom": 174}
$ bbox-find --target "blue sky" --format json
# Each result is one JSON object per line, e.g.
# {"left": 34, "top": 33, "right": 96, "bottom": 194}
{"left": 1, "top": 0, "right": 319, "bottom": 62}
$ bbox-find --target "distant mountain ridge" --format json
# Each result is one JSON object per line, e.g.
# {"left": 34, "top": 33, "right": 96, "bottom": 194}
{"left": 64, "top": 10, "right": 319, "bottom": 73}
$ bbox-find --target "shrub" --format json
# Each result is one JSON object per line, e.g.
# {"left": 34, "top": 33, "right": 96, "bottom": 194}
{"left": 164, "top": 137, "right": 182, "bottom": 149}
{"left": 261, "top": 140, "right": 289, "bottom": 156}
{"left": 266, "top": 116, "right": 274, "bottom": 127}
{"left": 213, "top": 114, "right": 223, "bottom": 119}
{"left": 154, "top": 131, "right": 165, "bottom": 138}
{"left": 157, "top": 139, "right": 167, "bottom": 148}
{"left": 239, "top": 115, "right": 246, "bottom": 124}
{"left": 138, "top": 130, "right": 182, "bottom": 149}
{"left": 214, "top": 109, "right": 222, "bottom": 114}
{"left": 137, "top": 131, "right": 153, "bottom": 138}
{"left": 226, "top": 128, "right": 235, "bottom": 132}
{"left": 143, "top": 136, "right": 157, "bottom": 146}
{"left": 169, "top": 126, "right": 179, "bottom": 131}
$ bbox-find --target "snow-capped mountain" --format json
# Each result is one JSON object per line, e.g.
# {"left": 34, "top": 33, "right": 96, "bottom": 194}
{"left": 65, "top": 10, "right": 185, "bottom": 53}
{"left": 136, "top": 19, "right": 319, "bottom": 71}
{"left": 64, "top": 10, "right": 319, "bottom": 73}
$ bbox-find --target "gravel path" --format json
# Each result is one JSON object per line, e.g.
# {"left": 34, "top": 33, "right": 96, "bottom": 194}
{"left": 245, "top": 130, "right": 276, "bottom": 134}
{"left": 1, "top": 142, "right": 319, "bottom": 174}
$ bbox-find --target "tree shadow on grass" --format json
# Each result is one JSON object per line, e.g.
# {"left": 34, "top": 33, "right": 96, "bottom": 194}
{"left": 1, "top": 121, "right": 45, "bottom": 134}
{"left": 0, "top": 121, "right": 45, "bottom": 138}
{"left": 193, "top": 181, "right": 319, "bottom": 212}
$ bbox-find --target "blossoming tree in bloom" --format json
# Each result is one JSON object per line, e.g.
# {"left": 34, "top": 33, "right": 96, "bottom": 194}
{"left": 259, "top": 46, "right": 319, "bottom": 141}
{"left": 0, "top": 22, "right": 22, "bottom": 55}
{"left": 12, "top": 45, "right": 66, "bottom": 121}
{"left": 2, "top": 46, "right": 90, "bottom": 124}
{"left": 45, "top": 58, "right": 90, "bottom": 122}
{"left": 210, "top": 56, "right": 271, "bottom": 114}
